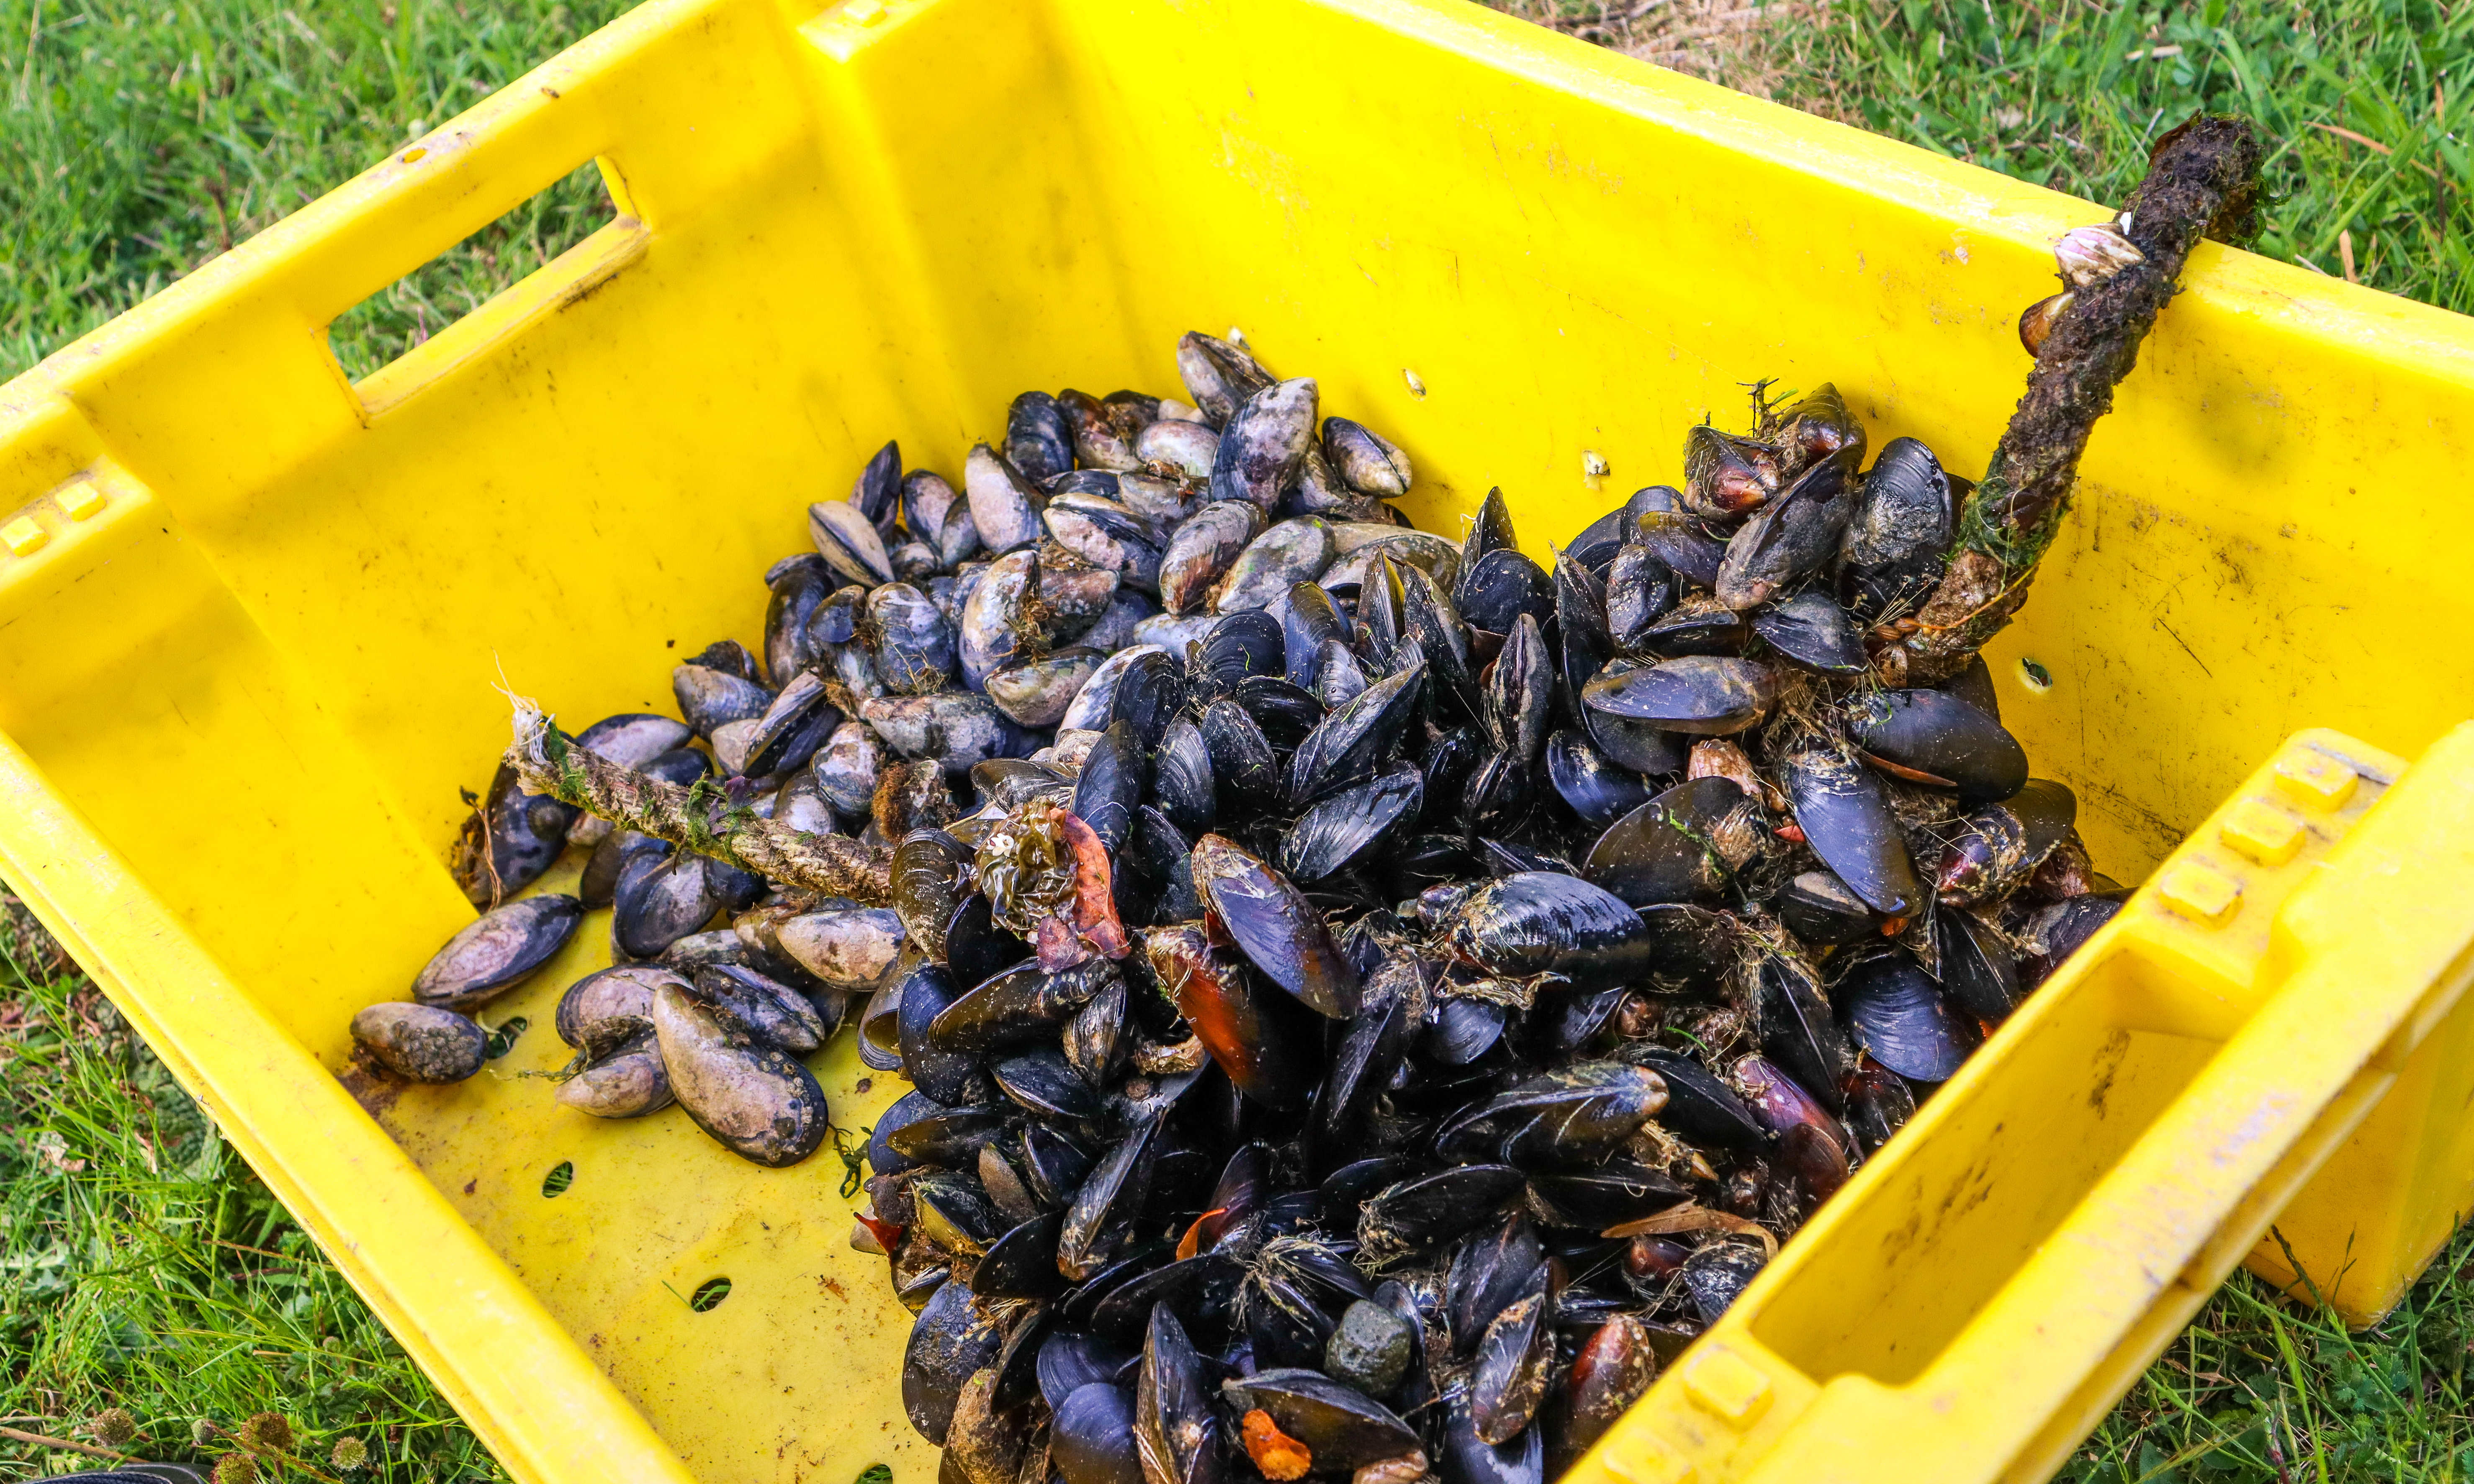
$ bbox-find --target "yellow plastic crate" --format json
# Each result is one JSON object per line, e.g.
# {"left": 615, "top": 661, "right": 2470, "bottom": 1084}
{"left": 3, "top": 0, "right": 2472, "bottom": 1480}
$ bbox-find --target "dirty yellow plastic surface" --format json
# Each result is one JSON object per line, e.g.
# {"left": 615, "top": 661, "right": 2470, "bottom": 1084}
{"left": 4, "top": 0, "right": 2474, "bottom": 1480}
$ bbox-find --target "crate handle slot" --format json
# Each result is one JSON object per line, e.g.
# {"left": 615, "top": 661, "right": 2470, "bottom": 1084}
{"left": 319, "top": 144, "right": 649, "bottom": 419}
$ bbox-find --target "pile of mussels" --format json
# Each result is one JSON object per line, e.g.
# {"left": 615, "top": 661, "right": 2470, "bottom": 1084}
{"left": 353, "top": 329, "right": 2125, "bottom": 1484}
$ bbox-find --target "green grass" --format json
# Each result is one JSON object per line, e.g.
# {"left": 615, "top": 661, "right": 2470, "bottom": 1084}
{"left": 1510, "top": 0, "right": 2474, "bottom": 309}
{"left": 0, "top": 0, "right": 623, "bottom": 387}
{"left": 1, "top": 896, "right": 499, "bottom": 1480}
{"left": 4, "top": 0, "right": 2474, "bottom": 1477}
{"left": 1765, "top": 0, "right": 2474, "bottom": 310}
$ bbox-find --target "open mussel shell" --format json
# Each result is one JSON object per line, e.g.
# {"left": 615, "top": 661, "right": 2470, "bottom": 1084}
{"left": 1834, "top": 945, "right": 1982, "bottom": 1083}
{"left": 412, "top": 894, "right": 581, "bottom": 1010}
{"left": 1846, "top": 688, "right": 2028, "bottom": 800}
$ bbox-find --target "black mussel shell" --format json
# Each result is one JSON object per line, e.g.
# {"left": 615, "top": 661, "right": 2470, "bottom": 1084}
{"left": 1583, "top": 777, "right": 1746, "bottom": 907}
{"left": 1073, "top": 721, "right": 1148, "bottom": 852}
{"left": 944, "top": 892, "right": 1031, "bottom": 990}
{"left": 1423, "top": 994, "right": 1510, "bottom": 1066}
{"left": 1201, "top": 699, "right": 1283, "bottom": 807}
{"left": 1289, "top": 659, "right": 1425, "bottom": 804}
{"left": 1457, "top": 547, "right": 1555, "bottom": 637}
{"left": 1111, "top": 649, "right": 1192, "bottom": 754}
{"left": 1633, "top": 601, "right": 1746, "bottom": 659}
{"left": 1191, "top": 835, "right": 1361, "bottom": 1018}
{"left": 1283, "top": 583, "right": 1350, "bottom": 691}
{"left": 1220, "top": 1369, "right": 1422, "bottom": 1469}
{"left": 1836, "top": 945, "right": 1982, "bottom": 1082}
{"left": 1754, "top": 950, "right": 1855, "bottom": 1113}
{"left": 1437, "top": 1061, "right": 1669, "bottom": 1166}
{"left": 895, "top": 963, "right": 984, "bottom": 1104}
{"left": 1358, "top": 1165, "right": 1526, "bottom": 1262}
{"left": 413, "top": 894, "right": 583, "bottom": 1010}
{"left": 1527, "top": 1162, "right": 1692, "bottom": 1228}
{"left": 1039, "top": 1329, "right": 1135, "bottom": 1412}
{"left": 1775, "top": 869, "right": 1875, "bottom": 945}
{"left": 1199, "top": 610, "right": 1287, "bottom": 689}
{"left": 1942, "top": 652, "right": 2001, "bottom": 720}
{"left": 974, "top": 1211, "right": 1070, "bottom": 1299}
{"left": 1679, "top": 1241, "right": 1767, "bottom": 1325}
{"left": 1546, "top": 728, "right": 1652, "bottom": 833}
{"left": 1782, "top": 749, "right": 1922, "bottom": 918}
{"left": 1846, "top": 688, "right": 2029, "bottom": 801}
{"left": 1121, "top": 807, "right": 1206, "bottom": 928}
{"left": 1053, "top": 1381, "right": 1145, "bottom": 1484}
{"left": 1842, "top": 1058, "right": 1918, "bottom": 1156}
{"left": 886, "top": 1104, "right": 1010, "bottom": 1169}
{"left": 1937, "top": 906, "right": 2022, "bottom": 1022}
{"left": 1059, "top": 1114, "right": 1162, "bottom": 1279}
{"left": 1440, "top": 1384, "right": 1545, "bottom": 1484}
{"left": 1137, "top": 1305, "right": 1227, "bottom": 1484}
{"left": 903, "top": 1277, "right": 1001, "bottom": 1444}
{"left": 1583, "top": 655, "right": 1777, "bottom": 737}
{"left": 1234, "top": 676, "right": 1326, "bottom": 750}
{"left": 1629, "top": 1047, "right": 1764, "bottom": 1149}
{"left": 1283, "top": 767, "right": 1423, "bottom": 883}
{"left": 1754, "top": 588, "right": 1868, "bottom": 674}
{"left": 1446, "top": 873, "right": 1655, "bottom": 994}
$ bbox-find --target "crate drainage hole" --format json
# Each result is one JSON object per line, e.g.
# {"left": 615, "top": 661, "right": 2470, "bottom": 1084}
{"left": 541, "top": 1161, "right": 573, "bottom": 1198}
{"left": 484, "top": 1015, "right": 529, "bottom": 1060}
{"left": 2019, "top": 657, "right": 2054, "bottom": 693}
{"left": 856, "top": 1465, "right": 893, "bottom": 1484}
{"left": 689, "top": 1277, "right": 733, "bottom": 1312}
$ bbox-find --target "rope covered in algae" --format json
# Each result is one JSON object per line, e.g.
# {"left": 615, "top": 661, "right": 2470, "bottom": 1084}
{"left": 1903, "top": 114, "right": 2264, "bottom": 680}
{"left": 507, "top": 697, "right": 893, "bottom": 903}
